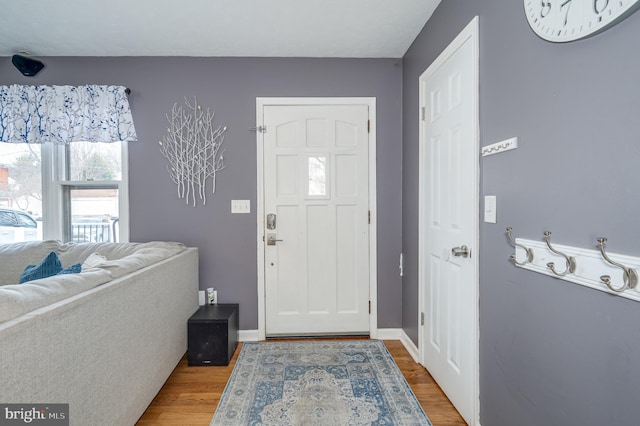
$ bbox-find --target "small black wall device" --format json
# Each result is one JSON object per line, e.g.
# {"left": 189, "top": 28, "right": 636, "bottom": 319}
{"left": 12, "top": 54, "right": 45, "bottom": 77}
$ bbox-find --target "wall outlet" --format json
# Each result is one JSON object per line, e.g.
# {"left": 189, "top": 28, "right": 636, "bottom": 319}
{"left": 207, "top": 288, "right": 218, "bottom": 304}
{"left": 231, "top": 200, "right": 250, "bottom": 213}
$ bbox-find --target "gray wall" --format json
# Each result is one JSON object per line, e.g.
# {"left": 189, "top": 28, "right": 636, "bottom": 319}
{"left": 402, "top": 0, "right": 640, "bottom": 425}
{"left": 0, "top": 57, "right": 403, "bottom": 331}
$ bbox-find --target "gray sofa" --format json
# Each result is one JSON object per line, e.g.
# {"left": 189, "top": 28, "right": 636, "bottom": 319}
{"left": 0, "top": 240, "right": 199, "bottom": 425}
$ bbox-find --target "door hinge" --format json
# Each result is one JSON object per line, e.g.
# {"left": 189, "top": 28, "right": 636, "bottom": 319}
{"left": 250, "top": 125, "right": 267, "bottom": 133}
{"left": 367, "top": 120, "right": 371, "bottom": 133}
{"left": 369, "top": 301, "right": 371, "bottom": 314}
{"left": 421, "top": 106, "right": 426, "bottom": 121}
{"left": 420, "top": 312, "right": 425, "bottom": 326}
{"left": 368, "top": 210, "right": 371, "bottom": 224}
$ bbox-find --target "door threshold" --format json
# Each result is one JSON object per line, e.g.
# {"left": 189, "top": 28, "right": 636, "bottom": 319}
{"left": 265, "top": 334, "right": 370, "bottom": 341}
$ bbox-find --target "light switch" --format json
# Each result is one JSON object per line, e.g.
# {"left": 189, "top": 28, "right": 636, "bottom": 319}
{"left": 484, "top": 195, "right": 497, "bottom": 223}
{"left": 231, "top": 200, "right": 250, "bottom": 214}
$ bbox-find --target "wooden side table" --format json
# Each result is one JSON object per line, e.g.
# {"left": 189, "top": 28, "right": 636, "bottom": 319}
{"left": 187, "top": 303, "right": 239, "bottom": 366}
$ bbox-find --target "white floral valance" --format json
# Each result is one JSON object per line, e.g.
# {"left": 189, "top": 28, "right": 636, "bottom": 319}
{"left": 0, "top": 85, "right": 137, "bottom": 144}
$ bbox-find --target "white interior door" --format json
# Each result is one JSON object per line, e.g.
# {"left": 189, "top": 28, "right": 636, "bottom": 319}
{"left": 418, "top": 18, "right": 479, "bottom": 425}
{"left": 261, "top": 103, "right": 370, "bottom": 336}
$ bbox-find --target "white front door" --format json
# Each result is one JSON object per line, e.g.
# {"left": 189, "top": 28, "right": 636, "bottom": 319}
{"left": 260, "top": 102, "right": 371, "bottom": 336}
{"left": 418, "top": 18, "right": 479, "bottom": 425}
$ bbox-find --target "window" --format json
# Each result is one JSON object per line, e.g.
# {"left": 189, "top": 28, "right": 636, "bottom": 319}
{"left": 308, "top": 156, "right": 327, "bottom": 196}
{"left": 58, "top": 141, "right": 128, "bottom": 243}
{"left": 0, "top": 141, "right": 128, "bottom": 243}
{"left": 0, "top": 143, "right": 43, "bottom": 242}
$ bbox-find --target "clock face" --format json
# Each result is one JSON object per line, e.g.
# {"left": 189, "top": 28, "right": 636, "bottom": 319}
{"left": 524, "top": 0, "right": 640, "bottom": 42}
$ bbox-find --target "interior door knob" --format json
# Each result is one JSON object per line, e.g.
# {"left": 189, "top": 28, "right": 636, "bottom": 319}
{"left": 451, "top": 245, "right": 470, "bottom": 258}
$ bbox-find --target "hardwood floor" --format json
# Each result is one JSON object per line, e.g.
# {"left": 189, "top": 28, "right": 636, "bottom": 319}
{"left": 137, "top": 340, "right": 466, "bottom": 425}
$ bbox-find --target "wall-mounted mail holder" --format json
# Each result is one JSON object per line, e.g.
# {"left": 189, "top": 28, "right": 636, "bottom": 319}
{"left": 507, "top": 227, "right": 640, "bottom": 302}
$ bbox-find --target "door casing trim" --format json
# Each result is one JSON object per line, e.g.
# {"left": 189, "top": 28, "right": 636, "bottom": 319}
{"left": 256, "top": 97, "right": 377, "bottom": 340}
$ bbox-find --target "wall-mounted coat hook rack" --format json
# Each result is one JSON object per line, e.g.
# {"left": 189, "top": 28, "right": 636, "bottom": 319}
{"left": 510, "top": 233, "right": 640, "bottom": 302}
{"left": 543, "top": 231, "right": 576, "bottom": 277}
{"left": 596, "top": 237, "right": 638, "bottom": 292}
{"left": 506, "top": 227, "right": 533, "bottom": 265}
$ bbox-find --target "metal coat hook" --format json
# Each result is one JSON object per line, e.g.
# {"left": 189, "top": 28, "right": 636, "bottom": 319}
{"left": 596, "top": 237, "right": 638, "bottom": 292}
{"left": 506, "top": 227, "right": 533, "bottom": 266}
{"left": 543, "top": 231, "right": 576, "bottom": 276}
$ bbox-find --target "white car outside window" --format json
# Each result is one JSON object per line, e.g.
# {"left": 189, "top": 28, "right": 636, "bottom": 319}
{"left": 0, "top": 208, "right": 39, "bottom": 243}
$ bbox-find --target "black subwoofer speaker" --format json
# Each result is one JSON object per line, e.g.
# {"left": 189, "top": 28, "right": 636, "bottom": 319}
{"left": 187, "top": 304, "right": 238, "bottom": 366}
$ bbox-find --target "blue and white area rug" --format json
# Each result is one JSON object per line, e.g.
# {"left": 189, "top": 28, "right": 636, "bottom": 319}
{"left": 211, "top": 340, "right": 432, "bottom": 425}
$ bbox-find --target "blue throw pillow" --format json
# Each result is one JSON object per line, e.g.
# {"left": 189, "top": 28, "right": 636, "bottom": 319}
{"left": 19, "top": 251, "right": 63, "bottom": 283}
{"left": 59, "top": 263, "right": 82, "bottom": 275}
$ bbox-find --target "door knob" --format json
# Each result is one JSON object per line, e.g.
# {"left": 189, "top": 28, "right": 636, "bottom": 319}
{"left": 451, "top": 245, "right": 470, "bottom": 258}
{"left": 267, "top": 233, "right": 283, "bottom": 246}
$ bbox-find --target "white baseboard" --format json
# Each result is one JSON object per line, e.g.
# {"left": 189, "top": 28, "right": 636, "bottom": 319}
{"left": 374, "top": 328, "right": 403, "bottom": 340}
{"left": 239, "top": 329, "right": 260, "bottom": 342}
{"left": 399, "top": 329, "right": 420, "bottom": 363}
{"left": 377, "top": 328, "right": 420, "bottom": 364}
{"left": 240, "top": 328, "right": 403, "bottom": 341}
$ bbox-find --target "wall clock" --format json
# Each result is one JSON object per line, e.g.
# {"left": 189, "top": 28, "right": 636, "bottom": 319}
{"left": 524, "top": 0, "right": 640, "bottom": 42}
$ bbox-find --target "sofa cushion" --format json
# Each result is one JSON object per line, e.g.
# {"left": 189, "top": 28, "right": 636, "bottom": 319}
{"left": 0, "top": 240, "right": 60, "bottom": 286}
{"left": 93, "top": 242, "right": 187, "bottom": 278}
{"left": 0, "top": 268, "right": 113, "bottom": 323}
{"left": 0, "top": 240, "right": 187, "bottom": 323}
{"left": 82, "top": 252, "right": 108, "bottom": 268}
{"left": 56, "top": 241, "right": 185, "bottom": 266}
{"left": 56, "top": 242, "right": 141, "bottom": 265}
{"left": 19, "top": 251, "right": 63, "bottom": 283}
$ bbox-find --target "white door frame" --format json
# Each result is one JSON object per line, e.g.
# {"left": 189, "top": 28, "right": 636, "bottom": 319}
{"left": 417, "top": 17, "right": 480, "bottom": 425}
{"left": 256, "top": 97, "right": 377, "bottom": 341}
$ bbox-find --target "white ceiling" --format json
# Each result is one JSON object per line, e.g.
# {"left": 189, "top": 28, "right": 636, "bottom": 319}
{"left": 0, "top": 0, "right": 440, "bottom": 58}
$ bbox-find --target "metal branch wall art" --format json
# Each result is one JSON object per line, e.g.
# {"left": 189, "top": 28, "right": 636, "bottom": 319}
{"left": 159, "top": 97, "right": 226, "bottom": 207}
